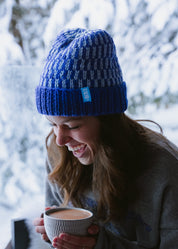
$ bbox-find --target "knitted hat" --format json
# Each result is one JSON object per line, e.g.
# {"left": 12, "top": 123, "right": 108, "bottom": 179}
{"left": 35, "top": 28, "right": 128, "bottom": 116}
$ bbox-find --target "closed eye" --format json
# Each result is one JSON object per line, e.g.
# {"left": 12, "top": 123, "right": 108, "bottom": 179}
{"left": 69, "top": 125, "right": 80, "bottom": 130}
{"left": 47, "top": 120, "right": 81, "bottom": 130}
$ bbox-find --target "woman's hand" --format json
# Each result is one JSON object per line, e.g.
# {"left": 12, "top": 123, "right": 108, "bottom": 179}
{"left": 33, "top": 207, "right": 51, "bottom": 242}
{"left": 52, "top": 224, "right": 99, "bottom": 249}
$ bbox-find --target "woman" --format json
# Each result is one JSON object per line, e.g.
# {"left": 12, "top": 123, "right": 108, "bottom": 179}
{"left": 33, "top": 28, "right": 178, "bottom": 249}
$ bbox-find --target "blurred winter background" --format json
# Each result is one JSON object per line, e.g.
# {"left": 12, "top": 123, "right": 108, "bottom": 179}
{"left": 0, "top": 0, "right": 178, "bottom": 247}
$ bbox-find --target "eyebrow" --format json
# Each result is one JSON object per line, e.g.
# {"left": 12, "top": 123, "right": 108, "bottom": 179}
{"left": 46, "top": 116, "right": 82, "bottom": 125}
{"left": 64, "top": 117, "right": 82, "bottom": 123}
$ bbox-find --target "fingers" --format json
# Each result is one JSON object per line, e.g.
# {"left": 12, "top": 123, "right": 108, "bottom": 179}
{"left": 33, "top": 217, "right": 46, "bottom": 234}
{"left": 33, "top": 211, "right": 51, "bottom": 243}
{"left": 52, "top": 235, "right": 79, "bottom": 249}
{"left": 52, "top": 233, "right": 96, "bottom": 249}
{"left": 87, "top": 224, "right": 99, "bottom": 235}
{"left": 35, "top": 225, "right": 46, "bottom": 234}
{"left": 52, "top": 236, "right": 61, "bottom": 249}
{"left": 33, "top": 217, "right": 44, "bottom": 226}
{"left": 45, "top": 205, "right": 58, "bottom": 210}
{"left": 41, "top": 233, "right": 50, "bottom": 242}
{"left": 45, "top": 207, "right": 51, "bottom": 211}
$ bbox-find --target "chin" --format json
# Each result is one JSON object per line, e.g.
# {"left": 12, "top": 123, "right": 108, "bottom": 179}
{"left": 78, "top": 158, "right": 93, "bottom": 165}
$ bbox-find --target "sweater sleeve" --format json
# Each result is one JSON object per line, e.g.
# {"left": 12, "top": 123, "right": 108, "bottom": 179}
{"left": 95, "top": 227, "right": 178, "bottom": 249}
{"left": 95, "top": 227, "right": 147, "bottom": 249}
{"left": 94, "top": 151, "right": 178, "bottom": 249}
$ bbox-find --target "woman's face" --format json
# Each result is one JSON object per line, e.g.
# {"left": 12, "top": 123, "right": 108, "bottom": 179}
{"left": 46, "top": 116, "right": 100, "bottom": 165}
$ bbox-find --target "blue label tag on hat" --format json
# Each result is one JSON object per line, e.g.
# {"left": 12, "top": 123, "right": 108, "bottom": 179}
{"left": 81, "top": 87, "right": 92, "bottom": 102}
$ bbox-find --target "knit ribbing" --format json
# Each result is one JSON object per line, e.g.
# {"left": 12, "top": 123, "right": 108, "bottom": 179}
{"left": 36, "top": 28, "right": 128, "bottom": 116}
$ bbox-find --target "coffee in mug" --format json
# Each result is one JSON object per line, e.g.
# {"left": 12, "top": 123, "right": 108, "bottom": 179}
{"left": 49, "top": 208, "right": 91, "bottom": 220}
{"left": 44, "top": 207, "right": 93, "bottom": 242}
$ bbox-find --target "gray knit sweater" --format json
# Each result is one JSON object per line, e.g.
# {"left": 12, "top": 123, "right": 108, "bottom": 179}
{"left": 45, "top": 136, "right": 178, "bottom": 249}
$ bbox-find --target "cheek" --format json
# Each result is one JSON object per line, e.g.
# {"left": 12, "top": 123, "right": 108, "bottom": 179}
{"left": 79, "top": 130, "right": 99, "bottom": 144}
{"left": 90, "top": 125, "right": 100, "bottom": 142}
{"left": 74, "top": 120, "right": 100, "bottom": 145}
{"left": 85, "top": 131, "right": 100, "bottom": 150}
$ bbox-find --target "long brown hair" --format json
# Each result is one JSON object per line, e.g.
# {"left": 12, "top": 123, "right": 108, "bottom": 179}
{"left": 46, "top": 113, "right": 171, "bottom": 221}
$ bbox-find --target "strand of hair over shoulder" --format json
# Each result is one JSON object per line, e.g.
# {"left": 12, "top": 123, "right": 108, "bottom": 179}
{"left": 136, "top": 119, "right": 163, "bottom": 134}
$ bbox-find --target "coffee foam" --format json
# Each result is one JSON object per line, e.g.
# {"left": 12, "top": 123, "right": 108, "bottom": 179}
{"left": 49, "top": 208, "right": 91, "bottom": 220}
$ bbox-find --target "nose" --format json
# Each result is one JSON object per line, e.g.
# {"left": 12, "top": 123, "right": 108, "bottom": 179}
{"left": 55, "top": 126, "right": 71, "bottom": 146}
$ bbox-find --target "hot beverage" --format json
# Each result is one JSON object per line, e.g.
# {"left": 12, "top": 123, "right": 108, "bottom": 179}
{"left": 44, "top": 207, "right": 93, "bottom": 241}
{"left": 49, "top": 208, "right": 91, "bottom": 220}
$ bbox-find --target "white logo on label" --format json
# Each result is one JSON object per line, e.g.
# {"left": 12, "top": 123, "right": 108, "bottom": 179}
{"left": 81, "top": 87, "right": 92, "bottom": 102}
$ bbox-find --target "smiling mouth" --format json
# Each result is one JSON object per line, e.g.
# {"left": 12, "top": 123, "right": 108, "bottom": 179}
{"left": 68, "top": 144, "right": 87, "bottom": 158}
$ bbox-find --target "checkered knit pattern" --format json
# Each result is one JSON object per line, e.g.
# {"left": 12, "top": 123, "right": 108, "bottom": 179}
{"left": 36, "top": 28, "right": 128, "bottom": 116}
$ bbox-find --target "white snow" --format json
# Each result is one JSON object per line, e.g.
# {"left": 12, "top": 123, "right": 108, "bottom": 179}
{"left": 148, "top": 0, "right": 177, "bottom": 30}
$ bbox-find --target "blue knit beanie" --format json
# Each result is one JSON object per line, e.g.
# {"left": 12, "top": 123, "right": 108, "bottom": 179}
{"left": 36, "top": 28, "right": 128, "bottom": 116}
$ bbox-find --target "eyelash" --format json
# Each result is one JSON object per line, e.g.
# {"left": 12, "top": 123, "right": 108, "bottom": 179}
{"left": 69, "top": 126, "right": 79, "bottom": 130}
{"left": 48, "top": 123, "right": 79, "bottom": 130}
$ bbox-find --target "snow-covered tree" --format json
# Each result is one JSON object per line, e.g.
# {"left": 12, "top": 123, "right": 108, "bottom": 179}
{"left": 0, "top": 65, "right": 50, "bottom": 207}
{"left": 114, "top": 0, "right": 178, "bottom": 113}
